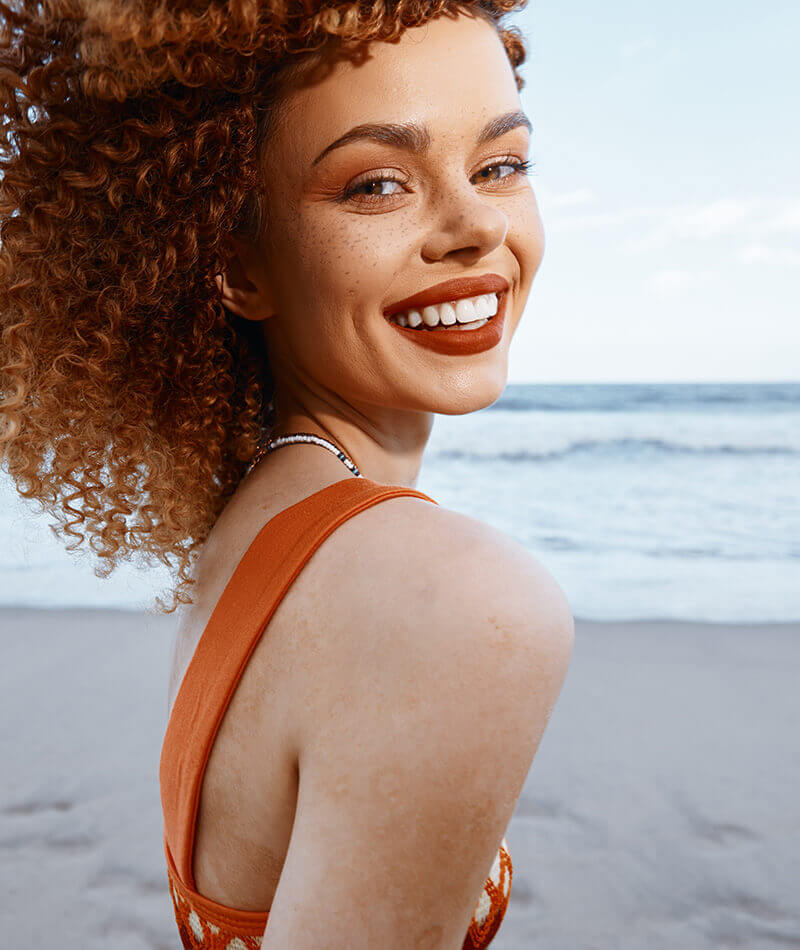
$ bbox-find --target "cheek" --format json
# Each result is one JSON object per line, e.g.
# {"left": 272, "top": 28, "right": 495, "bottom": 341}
{"left": 510, "top": 192, "right": 545, "bottom": 293}
{"left": 520, "top": 191, "right": 546, "bottom": 261}
{"left": 265, "top": 210, "right": 411, "bottom": 388}
{"left": 271, "top": 209, "right": 410, "bottom": 327}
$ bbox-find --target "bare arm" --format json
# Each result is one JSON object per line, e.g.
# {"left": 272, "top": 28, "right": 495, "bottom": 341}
{"left": 260, "top": 500, "right": 574, "bottom": 949}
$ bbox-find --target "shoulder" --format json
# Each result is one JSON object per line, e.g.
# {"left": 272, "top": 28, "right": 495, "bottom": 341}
{"left": 330, "top": 488, "right": 574, "bottom": 648}
{"left": 272, "top": 492, "right": 574, "bottom": 947}
{"left": 293, "top": 489, "right": 575, "bottom": 750}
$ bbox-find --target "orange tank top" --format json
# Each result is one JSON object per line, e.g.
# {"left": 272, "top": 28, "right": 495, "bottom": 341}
{"left": 159, "top": 476, "right": 513, "bottom": 949}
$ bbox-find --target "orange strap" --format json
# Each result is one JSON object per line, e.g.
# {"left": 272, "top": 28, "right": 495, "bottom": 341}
{"left": 159, "top": 476, "right": 438, "bottom": 890}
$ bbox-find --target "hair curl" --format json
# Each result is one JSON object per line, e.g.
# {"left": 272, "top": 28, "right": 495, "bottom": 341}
{"left": 0, "top": 0, "right": 528, "bottom": 613}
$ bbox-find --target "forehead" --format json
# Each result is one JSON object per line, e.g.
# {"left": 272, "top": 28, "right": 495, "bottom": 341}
{"left": 271, "top": 12, "right": 520, "bottom": 160}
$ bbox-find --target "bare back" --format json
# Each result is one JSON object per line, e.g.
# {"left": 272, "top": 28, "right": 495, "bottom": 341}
{"left": 163, "top": 451, "right": 573, "bottom": 942}
{"left": 166, "top": 463, "right": 443, "bottom": 911}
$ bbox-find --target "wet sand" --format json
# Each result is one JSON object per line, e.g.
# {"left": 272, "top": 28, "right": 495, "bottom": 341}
{"left": 2, "top": 607, "right": 798, "bottom": 949}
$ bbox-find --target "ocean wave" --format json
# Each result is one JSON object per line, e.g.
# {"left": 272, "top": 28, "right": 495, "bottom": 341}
{"left": 491, "top": 382, "right": 800, "bottom": 413}
{"left": 432, "top": 438, "right": 799, "bottom": 462}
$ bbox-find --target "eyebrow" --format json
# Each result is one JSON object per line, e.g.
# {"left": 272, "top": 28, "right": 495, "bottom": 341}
{"left": 310, "top": 109, "right": 533, "bottom": 167}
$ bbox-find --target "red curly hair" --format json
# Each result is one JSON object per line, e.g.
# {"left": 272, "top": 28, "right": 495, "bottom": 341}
{"left": 0, "top": 0, "right": 528, "bottom": 613}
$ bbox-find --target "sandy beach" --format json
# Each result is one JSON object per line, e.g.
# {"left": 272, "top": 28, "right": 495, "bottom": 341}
{"left": 2, "top": 606, "right": 798, "bottom": 949}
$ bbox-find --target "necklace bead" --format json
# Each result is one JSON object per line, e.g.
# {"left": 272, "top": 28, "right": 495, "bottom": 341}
{"left": 245, "top": 432, "right": 362, "bottom": 478}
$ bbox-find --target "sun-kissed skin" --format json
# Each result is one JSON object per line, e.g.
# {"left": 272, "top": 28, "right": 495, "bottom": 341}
{"left": 217, "top": 9, "right": 545, "bottom": 488}
{"left": 168, "top": 10, "right": 572, "bottom": 949}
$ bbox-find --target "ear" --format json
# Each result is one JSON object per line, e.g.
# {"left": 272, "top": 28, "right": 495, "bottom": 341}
{"left": 215, "top": 235, "right": 276, "bottom": 322}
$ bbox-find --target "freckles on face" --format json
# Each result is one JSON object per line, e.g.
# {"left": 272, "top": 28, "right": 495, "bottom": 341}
{"left": 259, "top": 220, "right": 405, "bottom": 417}
{"left": 258, "top": 11, "right": 545, "bottom": 411}
{"left": 261, "top": 153, "right": 426, "bottom": 390}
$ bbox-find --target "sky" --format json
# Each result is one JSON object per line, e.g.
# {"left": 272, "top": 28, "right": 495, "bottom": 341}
{"left": 507, "top": 0, "right": 799, "bottom": 382}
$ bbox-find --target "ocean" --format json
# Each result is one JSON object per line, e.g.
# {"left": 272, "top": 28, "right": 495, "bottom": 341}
{"left": 1, "top": 382, "right": 798, "bottom": 622}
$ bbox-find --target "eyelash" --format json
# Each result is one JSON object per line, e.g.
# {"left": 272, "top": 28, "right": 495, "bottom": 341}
{"left": 339, "top": 157, "right": 536, "bottom": 204}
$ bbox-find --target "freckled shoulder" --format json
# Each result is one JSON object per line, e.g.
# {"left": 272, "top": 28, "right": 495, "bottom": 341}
{"left": 269, "top": 490, "right": 574, "bottom": 949}
{"left": 326, "top": 491, "right": 573, "bottom": 635}
{"left": 286, "top": 490, "right": 575, "bottom": 742}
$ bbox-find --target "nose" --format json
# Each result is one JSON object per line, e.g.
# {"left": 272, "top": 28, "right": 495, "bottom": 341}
{"left": 420, "top": 180, "right": 509, "bottom": 265}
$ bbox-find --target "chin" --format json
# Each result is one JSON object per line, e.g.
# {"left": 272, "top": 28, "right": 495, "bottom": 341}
{"left": 415, "top": 367, "right": 509, "bottom": 416}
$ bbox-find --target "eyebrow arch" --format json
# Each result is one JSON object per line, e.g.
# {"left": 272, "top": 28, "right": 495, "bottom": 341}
{"left": 310, "top": 109, "right": 533, "bottom": 166}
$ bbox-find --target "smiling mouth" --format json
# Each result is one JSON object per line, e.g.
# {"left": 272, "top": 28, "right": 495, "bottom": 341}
{"left": 384, "top": 290, "right": 502, "bottom": 331}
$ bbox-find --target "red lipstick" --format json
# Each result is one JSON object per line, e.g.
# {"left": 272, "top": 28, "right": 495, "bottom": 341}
{"left": 383, "top": 273, "right": 510, "bottom": 356}
{"left": 387, "top": 293, "right": 507, "bottom": 355}
{"left": 383, "top": 273, "right": 510, "bottom": 317}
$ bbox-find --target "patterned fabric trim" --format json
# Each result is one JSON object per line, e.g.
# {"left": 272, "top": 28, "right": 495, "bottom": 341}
{"left": 167, "top": 838, "right": 512, "bottom": 950}
{"left": 462, "top": 838, "right": 514, "bottom": 950}
{"left": 169, "top": 874, "right": 264, "bottom": 949}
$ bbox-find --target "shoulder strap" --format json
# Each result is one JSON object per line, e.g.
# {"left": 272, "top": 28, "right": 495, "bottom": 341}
{"left": 159, "top": 476, "right": 438, "bottom": 889}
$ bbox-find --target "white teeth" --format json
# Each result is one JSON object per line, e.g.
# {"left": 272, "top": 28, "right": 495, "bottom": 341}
{"left": 455, "top": 298, "right": 477, "bottom": 323}
{"left": 421, "top": 305, "right": 440, "bottom": 327}
{"left": 390, "top": 292, "right": 500, "bottom": 329}
{"left": 474, "top": 295, "right": 491, "bottom": 319}
{"left": 439, "top": 302, "right": 457, "bottom": 325}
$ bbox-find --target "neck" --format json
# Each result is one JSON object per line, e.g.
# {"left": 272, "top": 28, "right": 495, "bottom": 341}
{"left": 267, "top": 392, "right": 434, "bottom": 489}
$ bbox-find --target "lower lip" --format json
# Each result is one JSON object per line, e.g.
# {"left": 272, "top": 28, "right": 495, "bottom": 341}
{"left": 384, "top": 292, "right": 508, "bottom": 356}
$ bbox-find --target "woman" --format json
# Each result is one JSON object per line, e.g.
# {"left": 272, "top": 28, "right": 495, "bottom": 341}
{"left": 0, "top": 1, "right": 574, "bottom": 947}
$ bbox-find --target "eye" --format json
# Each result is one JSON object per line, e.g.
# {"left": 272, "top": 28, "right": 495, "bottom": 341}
{"left": 474, "top": 158, "right": 535, "bottom": 185}
{"left": 339, "top": 157, "right": 535, "bottom": 206}
{"left": 340, "top": 172, "right": 407, "bottom": 203}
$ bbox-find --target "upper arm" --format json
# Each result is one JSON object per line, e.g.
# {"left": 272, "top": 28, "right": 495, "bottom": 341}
{"left": 261, "top": 499, "right": 574, "bottom": 949}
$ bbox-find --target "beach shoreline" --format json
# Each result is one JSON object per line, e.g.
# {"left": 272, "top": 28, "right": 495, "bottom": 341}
{"left": 3, "top": 606, "right": 798, "bottom": 949}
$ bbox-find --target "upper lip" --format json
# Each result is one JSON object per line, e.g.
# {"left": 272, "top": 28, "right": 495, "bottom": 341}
{"left": 383, "top": 273, "right": 510, "bottom": 317}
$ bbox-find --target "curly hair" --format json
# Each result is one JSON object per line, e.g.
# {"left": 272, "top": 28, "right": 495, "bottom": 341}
{"left": 0, "top": 0, "right": 528, "bottom": 614}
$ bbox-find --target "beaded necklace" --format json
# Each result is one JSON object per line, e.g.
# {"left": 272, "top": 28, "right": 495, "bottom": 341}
{"left": 245, "top": 432, "right": 362, "bottom": 478}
